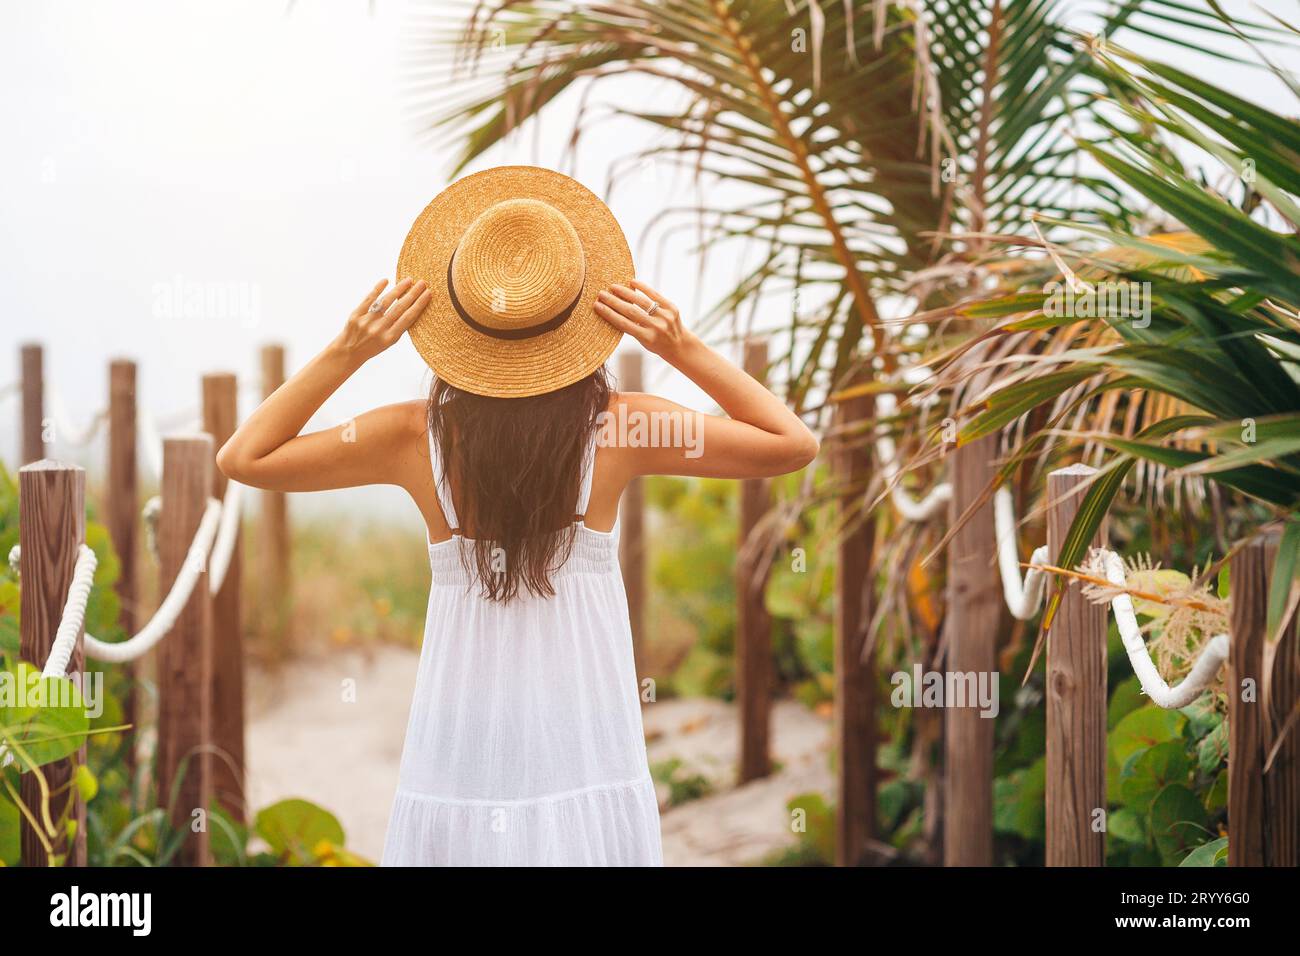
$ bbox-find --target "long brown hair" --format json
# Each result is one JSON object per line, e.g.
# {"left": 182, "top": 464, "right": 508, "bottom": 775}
{"left": 427, "top": 368, "right": 612, "bottom": 602}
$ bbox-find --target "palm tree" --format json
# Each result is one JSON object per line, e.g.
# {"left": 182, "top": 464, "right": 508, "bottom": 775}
{"left": 935, "top": 38, "right": 1300, "bottom": 635}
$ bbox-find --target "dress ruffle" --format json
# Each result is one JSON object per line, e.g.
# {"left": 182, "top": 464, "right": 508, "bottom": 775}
{"left": 381, "top": 776, "right": 662, "bottom": 866}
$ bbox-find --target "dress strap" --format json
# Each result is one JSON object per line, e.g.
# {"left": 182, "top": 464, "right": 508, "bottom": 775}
{"left": 428, "top": 427, "right": 461, "bottom": 536}
{"left": 574, "top": 430, "right": 599, "bottom": 524}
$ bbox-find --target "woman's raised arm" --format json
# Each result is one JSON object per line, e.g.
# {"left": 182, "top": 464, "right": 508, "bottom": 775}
{"left": 216, "top": 277, "right": 432, "bottom": 491}
{"left": 593, "top": 280, "right": 820, "bottom": 480}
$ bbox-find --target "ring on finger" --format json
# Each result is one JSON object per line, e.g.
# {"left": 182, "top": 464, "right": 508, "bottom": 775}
{"left": 369, "top": 300, "right": 385, "bottom": 313}
{"left": 644, "top": 301, "right": 659, "bottom": 317}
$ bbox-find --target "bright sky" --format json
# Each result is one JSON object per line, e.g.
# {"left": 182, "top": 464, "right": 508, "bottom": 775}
{"left": 0, "top": 0, "right": 1291, "bottom": 519}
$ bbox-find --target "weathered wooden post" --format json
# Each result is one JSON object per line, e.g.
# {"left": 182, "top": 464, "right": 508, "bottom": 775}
{"left": 20, "top": 344, "right": 45, "bottom": 464}
{"left": 1228, "top": 535, "right": 1268, "bottom": 867}
{"left": 18, "top": 461, "right": 88, "bottom": 867}
{"left": 156, "top": 435, "right": 214, "bottom": 866}
{"left": 1044, "top": 464, "right": 1107, "bottom": 866}
{"left": 259, "top": 345, "right": 291, "bottom": 644}
{"left": 944, "top": 435, "right": 1002, "bottom": 866}
{"left": 618, "top": 351, "right": 646, "bottom": 678}
{"left": 832, "top": 381, "right": 876, "bottom": 865}
{"left": 1264, "top": 572, "right": 1299, "bottom": 867}
{"left": 736, "top": 338, "right": 772, "bottom": 783}
{"left": 1230, "top": 531, "right": 1299, "bottom": 867}
{"left": 107, "top": 359, "right": 139, "bottom": 780}
{"left": 202, "top": 373, "right": 246, "bottom": 822}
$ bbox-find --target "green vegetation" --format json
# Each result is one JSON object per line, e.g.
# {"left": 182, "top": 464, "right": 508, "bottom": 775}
{"left": 0, "top": 464, "right": 369, "bottom": 867}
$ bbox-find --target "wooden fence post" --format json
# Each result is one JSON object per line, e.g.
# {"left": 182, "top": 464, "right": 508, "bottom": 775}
{"left": 1044, "top": 463, "right": 1107, "bottom": 866}
{"left": 107, "top": 359, "right": 139, "bottom": 782}
{"left": 618, "top": 352, "right": 646, "bottom": 678}
{"left": 943, "top": 435, "right": 1002, "bottom": 866}
{"left": 202, "top": 373, "right": 246, "bottom": 823}
{"left": 832, "top": 382, "right": 876, "bottom": 865}
{"left": 1231, "top": 531, "right": 1300, "bottom": 867}
{"left": 156, "top": 435, "right": 214, "bottom": 866}
{"left": 736, "top": 339, "right": 772, "bottom": 783}
{"left": 18, "top": 461, "right": 88, "bottom": 867}
{"left": 1228, "top": 535, "right": 1269, "bottom": 866}
{"left": 259, "top": 345, "right": 290, "bottom": 644}
{"left": 20, "top": 344, "right": 45, "bottom": 465}
{"left": 1264, "top": 561, "right": 1299, "bottom": 867}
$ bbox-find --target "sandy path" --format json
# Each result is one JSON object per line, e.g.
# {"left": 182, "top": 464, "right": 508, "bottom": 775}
{"left": 246, "top": 646, "right": 418, "bottom": 863}
{"left": 644, "top": 697, "right": 834, "bottom": 865}
{"left": 247, "top": 645, "right": 832, "bottom": 865}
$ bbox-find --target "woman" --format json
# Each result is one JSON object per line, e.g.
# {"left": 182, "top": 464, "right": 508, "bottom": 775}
{"left": 218, "top": 166, "right": 818, "bottom": 866}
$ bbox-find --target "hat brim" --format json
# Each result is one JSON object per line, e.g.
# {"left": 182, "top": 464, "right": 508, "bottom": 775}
{"left": 397, "top": 166, "right": 631, "bottom": 398}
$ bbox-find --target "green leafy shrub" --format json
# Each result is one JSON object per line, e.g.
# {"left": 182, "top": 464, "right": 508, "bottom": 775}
{"left": 0, "top": 461, "right": 368, "bottom": 867}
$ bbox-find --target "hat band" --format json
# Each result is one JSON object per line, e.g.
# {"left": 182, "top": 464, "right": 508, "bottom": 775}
{"left": 446, "top": 258, "right": 584, "bottom": 341}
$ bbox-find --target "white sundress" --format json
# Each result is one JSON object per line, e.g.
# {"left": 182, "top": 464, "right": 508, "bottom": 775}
{"left": 380, "top": 429, "right": 663, "bottom": 866}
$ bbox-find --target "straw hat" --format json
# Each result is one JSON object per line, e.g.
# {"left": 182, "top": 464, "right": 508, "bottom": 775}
{"left": 397, "top": 165, "right": 632, "bottom": 398}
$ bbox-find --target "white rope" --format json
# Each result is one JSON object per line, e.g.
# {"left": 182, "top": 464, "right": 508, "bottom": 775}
{"left": 85, "top": 497, "right": 222, "bottom": 664}
{"left": 992, "top": 485, "right": 1228, "bottom": 707}
{"left": 41, "top": 546, "right": 98, "bottom": 678}
{"left": 0, "top": 544, "right": 98, "bottom": 768}
{"left": 1099, "top": 549, "right": 1231, "bottom": 709}
{"left": 875, "top": 393, "right": 952, "bottom": 521}
{"left": 6, "top": 496, "right": 225, "bottom": 668}
{"left": 994, "top": 486, "right": 1050, "bottom": 620}
{"left": 871, "top": 396, "right": 1232, "bottom": 706}
{"left": 208, "top": 481, "right": 243, "bottom": 595}
{"left": 2, "top": 482, "right": 238, "bottom": 768}
{"left": 50, "top": 390, "right": 106, "bottom": 448}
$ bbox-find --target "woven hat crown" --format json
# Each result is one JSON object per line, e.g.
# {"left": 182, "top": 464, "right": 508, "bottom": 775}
{"left": 399, "top": 165, "right": 632, "bottom": 397}
{"left": 449, "top": 198, "right": 586, "bottom": 332}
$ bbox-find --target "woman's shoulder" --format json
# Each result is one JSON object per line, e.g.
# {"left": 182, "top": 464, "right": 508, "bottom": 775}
{"left": 596, "top": 390, "right": 704, "bottom": 468}
{"left": 395, "top": 399, "right": 429, "bottom": 434}
{"left": 603, "top": 389, "right": 683, "bottom": 416}
{"left": 364, "top": 399, "right": 428, "bottom": 435}
{"left": 356, "top": 400, "right": 432, "bottom": 468}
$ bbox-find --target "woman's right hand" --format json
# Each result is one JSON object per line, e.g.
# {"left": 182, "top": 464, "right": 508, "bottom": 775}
{"left": 333, "top": 277, "right": 431, "bottom": 367}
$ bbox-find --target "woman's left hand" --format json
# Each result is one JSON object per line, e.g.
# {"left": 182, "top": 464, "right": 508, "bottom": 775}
{"left": 218, "top": 275, "right": 433, "bottom": 493}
